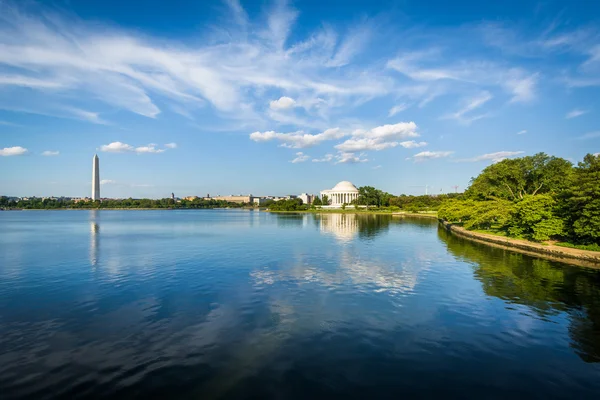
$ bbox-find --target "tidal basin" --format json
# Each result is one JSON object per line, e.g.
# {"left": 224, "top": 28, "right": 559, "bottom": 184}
{"left": 1, "top": 210, "right": 600, "bottom": 399}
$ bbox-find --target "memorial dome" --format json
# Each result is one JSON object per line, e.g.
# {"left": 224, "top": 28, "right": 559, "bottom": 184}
{"left": 332, "top": 181, "right": 358, "bottom": 192}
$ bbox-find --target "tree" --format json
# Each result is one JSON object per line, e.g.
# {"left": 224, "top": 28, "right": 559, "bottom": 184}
{"left": 356, "top": 186, "right": 381, "bottom": 207}
{"left": 467, "top": 153, "right": 573, "bottom": 201}
{"left": 507, "top": 194, "right": 565, "bottom": 241}
{"left": 563, "top": 154, "right": 600, "bottom": 244}
{"left": 321, "top": 194, "right": 330, "bottom": 205}
{"left": 313, "top": 196, "right": 322, "bottom": 206}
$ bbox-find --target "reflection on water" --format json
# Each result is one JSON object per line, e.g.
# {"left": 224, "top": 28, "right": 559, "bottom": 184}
{"left": 90, "top": 210, "right": 99, "bottom": 266}
{"left": 313, "top": 213, "right": 392, "bottom": 242}
{"left": 438, "top": 227, "right": 600, "bottom": 363}
{"left": 1, "top": 210, "right": 600, "bottom": 399}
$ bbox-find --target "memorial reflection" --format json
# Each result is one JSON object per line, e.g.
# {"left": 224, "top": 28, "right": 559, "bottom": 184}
{"left": 438, "top": 226, "right": 600, "bottom": 362}
{"left": 314, "top": 213, "right": 392, "bottom": 242}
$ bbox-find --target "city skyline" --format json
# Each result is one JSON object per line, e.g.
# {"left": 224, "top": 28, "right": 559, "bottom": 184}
{"left": 0, "top": 0, "right": 599, "bottom": 198}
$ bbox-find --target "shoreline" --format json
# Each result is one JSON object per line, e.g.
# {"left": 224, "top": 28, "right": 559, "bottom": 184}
{"left": 266, "top": 209, "right": 439, "bottom": 218}
{"left": 440, "top": 220, "right": 600, "bottom": 268}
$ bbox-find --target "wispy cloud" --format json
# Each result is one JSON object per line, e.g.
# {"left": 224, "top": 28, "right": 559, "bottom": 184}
{"left": 517, "top": 130, "right": 527, "bottom": 135}
{"left": 312, "top": 153, "right": 334, "bottom": 163}
{"left": 372, "top": 165, "right": 382, "bottom": 170}
{"left": 99, "top": 141, "right": 170, "bottom": 153}
{"left": 388, "top": 103, "right": 408, "bottom": 117}
{"left": 442, "top": 91, "right": 492, "bottom": 124}
{"left": 566, "top": 109, "right": 588, "bottom": 119}
{"left": 164, "top": 143, "right": 177, "bottom": 149}
{"left": 0, "top": 146, "right": 28, "bottom": 156}
{"left": 41, "top": 150, "right": 59, "bottom": 156}
{"left": 458, "top": 151, "right": 524, "bottom": 163}
{"left": 335, "top": 152, "right": 368, "bottom": 164}
{"left": 579, "top": 131, "right": 600, "bottom": 140}
{"left": 100, "top": 179, "right": 116, "bottom": 185}
{"left": 290, "top": 151, "right": 310, "bottom": 163}
{"left": 411, "top": 150, "right": 453, "bottom": 162}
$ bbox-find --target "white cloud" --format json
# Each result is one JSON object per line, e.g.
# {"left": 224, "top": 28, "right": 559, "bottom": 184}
{"left": 99, "top": 142, "right": 169, "bottom": 153}
{"left": 566, "top": 109, "right": 588, "bottom": 119}
{"left": 0, "top": 146, "right": 28, "bottom": 156}
{"left": 41, "top": 150, "right": 59, "bottom": 156}
{"left": 270, "top": 96, "right": 297, "bottom": 110}
{"left": 388, "top": 103, "right": 408, "bottom": 117}
{"left": 335, "top": 138, "right": 399, "bottom": 152}
{"left": 459, "top": 151, "right": 524, "bottom": 163}
{"left": 372, "top": 165, "right": 382, "bottom": 169}
{"left": 411, "top": 151, "right": 453, "bottom": 162}
{"left": 594, "top": 153, "right": 599, "bottom": 157}
{"left": 290, "top": 151, "right": 310, "bottom": 163}
{"left": 250, "top": 127, "right": 345, "bottom": 148}
{"left": 517, "top": 130, "right": 527, "bottom": 135}
{"left": 399, "top": 140, "right": 427, "bottom": 148}
{"left": 100, "top": 179, "right": 116, "bottom": 185}
{"left": 312, "top": 154, "right": 334, "bottom": 163}
{"left": 335, "top": 122, "right": 420, "bottom": 152}
{"left": 134, "top": 145, "right": 165, "bottom": 154}
{"left": 335, "top": 152, "right": 368, "bottom": 164}
{"left": 442, "top": 91, "right": 492, "bottom": 124}
{"left": 164, "top": 143, "right": 177, "bottom": 149}
{"left": 99, "top": 142, "right": 134, "bottom": 153}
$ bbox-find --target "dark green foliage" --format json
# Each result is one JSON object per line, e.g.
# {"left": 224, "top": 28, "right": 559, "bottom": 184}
{"left": 439, "top": 199, "right": 512, "bottom": 230}
{"left": 562, "top": 154, "right": 600, "bottom": 244}
{"left": 467, "top": 153, "right": 573, "bottom": 201}
{"left": 507, "top": 195, "right": 565, "bottom": 241}
{"left": 312, "top": 196, "right": 322, "bottom": 206}
{"left": 267, "top": 198, "right": 307, "bottom": 211}
{"left": 441, "top": 153, "right": 599, "bottom": 246}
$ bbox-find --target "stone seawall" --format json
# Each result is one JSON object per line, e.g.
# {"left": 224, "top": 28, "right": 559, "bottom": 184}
{"left": 439, "top": 220, "right": 600, "bottom": 268}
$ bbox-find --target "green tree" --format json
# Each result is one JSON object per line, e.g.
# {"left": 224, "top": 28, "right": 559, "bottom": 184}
{"left": 563, "top": 154, "right": 600, "bottom": 244}
{"left": 507, "top": 194, "right": 565, "bottom": 241}
{"left": 321, "top": 194, "right": 330, "bottom": 205}
{"left": 467, "top": 153, "right": 573, "bottom": 201}
{"left": 356, "top": 186, "right": 381, "bottom": 207}
{"left": 313, "top": 196, "right": 322, "bottom": 206}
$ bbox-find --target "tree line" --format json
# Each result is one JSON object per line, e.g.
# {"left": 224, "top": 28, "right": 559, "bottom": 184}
{"left": 0, "top": 197, "right": 246, "bottom": 209}
{"left": 438, "top": 153, "right": 600, "bottom": 249}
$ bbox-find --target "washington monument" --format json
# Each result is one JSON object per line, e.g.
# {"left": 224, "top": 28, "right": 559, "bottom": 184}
{"left": 92, "top": 154, "right": 100, "bottom": 201}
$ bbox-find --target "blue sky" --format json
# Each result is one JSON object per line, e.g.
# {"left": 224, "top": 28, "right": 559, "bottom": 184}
{"left": 0, "top": 0, "right": 599, "bottom": 198}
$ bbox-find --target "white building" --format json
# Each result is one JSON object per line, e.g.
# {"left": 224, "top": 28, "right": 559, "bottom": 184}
{"left": 320, "top": 181, "right": 360, "bottom": 207}
{"left": 299, "top": 193, "right": 315, "bottom": 205}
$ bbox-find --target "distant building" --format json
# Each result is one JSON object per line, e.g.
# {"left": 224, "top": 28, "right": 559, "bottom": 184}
{"left": 253, "top": 197, "right": 268, "bottom": 205}
{"left": 320, "top": 181, "right": 359, "bottom": 207}
{"left": 183, "top": 196, "right": 198, "bottom": 201}
{"left": 171, "top": 193, "right": 175, "bottom": 200}
{"left": 213, "top": 195, "right": 253, "bottom": 204}
{"left": 299, "top": 193, "right": 315, "bottom": 205}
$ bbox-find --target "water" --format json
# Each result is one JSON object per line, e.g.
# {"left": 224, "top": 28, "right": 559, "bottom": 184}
{"left": 1, "top": 210, "right": 600, "bottom": 399}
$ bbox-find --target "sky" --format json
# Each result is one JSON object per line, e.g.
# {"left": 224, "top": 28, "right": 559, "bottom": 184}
{"left": 0, "top": 0, "right": 599, "bottom": 198}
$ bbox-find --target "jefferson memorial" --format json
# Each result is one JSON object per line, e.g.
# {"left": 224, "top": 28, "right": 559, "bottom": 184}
{"left": 320, "top": 181, "right": 359, "bottom": 207}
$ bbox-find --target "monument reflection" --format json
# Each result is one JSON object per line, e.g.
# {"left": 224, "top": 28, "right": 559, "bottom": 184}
{"left": 90, "top": 210, "right": 99, "bottom": 266}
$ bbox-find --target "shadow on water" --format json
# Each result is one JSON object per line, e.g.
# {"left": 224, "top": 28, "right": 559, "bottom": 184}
{"left": 438, "top": 226, "right": 600, "bottom": 363}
